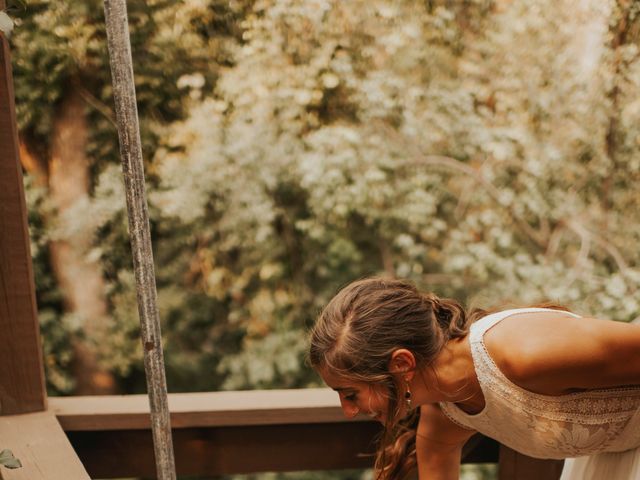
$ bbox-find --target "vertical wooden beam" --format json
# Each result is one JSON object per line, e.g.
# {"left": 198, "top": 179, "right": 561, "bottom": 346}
{"left": 498, "top": 445, "right": 564, "bottom": 480}
{"left": 0, "top": 14, "right": 47, "bottom": 414}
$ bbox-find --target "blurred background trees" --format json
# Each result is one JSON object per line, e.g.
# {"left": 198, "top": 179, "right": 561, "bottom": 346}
{"left": 6, "top": 0, "right": 640, "bottom": 408}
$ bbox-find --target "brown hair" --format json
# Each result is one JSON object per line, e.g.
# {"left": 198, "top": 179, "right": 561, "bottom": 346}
{"left": 309, "top": 277, "right": 485, "bottom": 479}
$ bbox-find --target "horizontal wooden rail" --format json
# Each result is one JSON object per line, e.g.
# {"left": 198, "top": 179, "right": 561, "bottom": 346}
{"left": 50, "top": 388, "right": 358, "bottom": 430}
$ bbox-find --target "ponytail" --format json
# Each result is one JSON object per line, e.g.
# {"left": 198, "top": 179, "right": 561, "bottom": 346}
{"left": 421, "top": 293, "right": 470, "bottom": 340}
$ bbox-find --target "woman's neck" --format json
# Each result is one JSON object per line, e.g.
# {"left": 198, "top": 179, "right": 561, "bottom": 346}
{"left": 413, "top": 336, "right": 483, "bottom": 407}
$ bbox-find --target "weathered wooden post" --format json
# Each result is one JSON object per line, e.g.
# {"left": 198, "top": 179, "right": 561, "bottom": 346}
{"left": 102, "top": 1, "right": 177, "bottom": 478}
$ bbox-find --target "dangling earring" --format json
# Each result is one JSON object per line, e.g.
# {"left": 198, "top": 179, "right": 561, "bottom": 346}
{"left": 404, "top": 378, "right": 412, "bottom": 410}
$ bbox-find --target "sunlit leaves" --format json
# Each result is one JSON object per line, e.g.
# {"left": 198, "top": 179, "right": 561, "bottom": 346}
{"left": 15, "top": 0, "right": 640, "bottom": 395}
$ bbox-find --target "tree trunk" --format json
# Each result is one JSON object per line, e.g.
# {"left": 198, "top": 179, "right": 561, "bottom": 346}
{"left": 47, "top": 88, "right": 116, "bottom": 395}
{"left": 19, "top": 140, "right": 48, "bottom": 187}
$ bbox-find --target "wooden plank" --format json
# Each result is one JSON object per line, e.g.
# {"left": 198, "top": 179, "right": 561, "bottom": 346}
{"left": 67, "top": 422, "right": 382, "bottom": 478}
{"left": 0, "top": 21, "right": 47, "bottom": 415}
{"left": 498, "top": 445, "right": 564, "bottom": 480}
{"left": 49, "top": 388, "right": 372, "bottom": 430}
{"left": 0, "top": 411, "right": 89, "bottom": 480}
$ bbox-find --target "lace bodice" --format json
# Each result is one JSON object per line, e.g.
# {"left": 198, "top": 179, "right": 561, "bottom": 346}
{"left": 439, "top": 308, "right": 640, "bottom": 459}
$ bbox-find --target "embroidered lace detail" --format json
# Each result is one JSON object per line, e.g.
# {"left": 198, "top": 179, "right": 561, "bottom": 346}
{"left": 472, "top": 339, "right": 640, "bottom": 425}
{"left": 439, "top": 402, "right": 475, "bottom": 431}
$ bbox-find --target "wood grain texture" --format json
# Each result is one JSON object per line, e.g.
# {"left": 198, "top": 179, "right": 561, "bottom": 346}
{"left": 0, "top": 411, "right": 89, "bottom": 480}
{"left": 102, "top": 1, "right": 175, "bottom": 477}
{"left": 50, "top": 388, "right": 371, "bottom": 430}
{"left": 0, "top": 29, "right": 47, "bottom": 415}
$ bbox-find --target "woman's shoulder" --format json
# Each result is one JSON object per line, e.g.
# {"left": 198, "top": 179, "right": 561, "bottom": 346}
{"left": 483, "top": 312, "right": 640, "bottom": 395}
{"left": 469, "top": 307, "right": 578, "bottom": 342}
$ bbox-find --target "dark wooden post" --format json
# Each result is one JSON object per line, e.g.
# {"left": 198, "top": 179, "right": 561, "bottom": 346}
{"left": 0, "top": 4, "right": 48, "bottom": 415}
{"left": 499, "top": 445, "right": 564, "bottom": 480}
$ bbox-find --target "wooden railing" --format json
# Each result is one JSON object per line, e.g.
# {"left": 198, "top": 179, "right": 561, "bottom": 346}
{"left": 48, "top": 389, "right": 562, "bottom": 480}
{"left": 0, "top": 387, "right": 563, "bottom": 479}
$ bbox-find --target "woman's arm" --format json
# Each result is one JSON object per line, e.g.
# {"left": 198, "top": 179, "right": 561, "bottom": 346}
{"left": 416, "top": 403, "right": 476, "bottom": 480}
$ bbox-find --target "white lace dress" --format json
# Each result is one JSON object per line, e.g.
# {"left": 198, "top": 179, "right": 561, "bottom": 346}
{"left": 439, "top": 308, "right": 640, "bottom": 479}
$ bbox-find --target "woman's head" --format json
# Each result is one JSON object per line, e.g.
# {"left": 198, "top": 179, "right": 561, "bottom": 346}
{"left": 310, "top": 277, "right": 470, "bottom": 414}
{"left": 309, "top": 276, "right": 471, "bottom": 478}
{"left": 310, "top": 276, "right": 468, "bottom": 389}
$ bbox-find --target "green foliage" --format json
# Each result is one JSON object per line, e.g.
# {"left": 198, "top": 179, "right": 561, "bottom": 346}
{"left": 9, "top": 0, "right": 249, "bottom": 166}
{"left": 146, "top": 0, "right": 640, "bottom": 392}
{"left": 9, "top": 0, "right": 255, "bottom": 394}
{"left": 23, "top": 174, "right": 77, "bottom": 394}
{"left": 460, "top": 464, "right": 497, "bottom": 480}
{"left": 12, "top": 0, "right": 640, "bottom": 403}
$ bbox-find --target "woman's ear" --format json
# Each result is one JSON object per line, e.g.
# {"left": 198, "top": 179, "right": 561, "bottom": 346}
{"left": 389, "top": 349, "right": 416, "bottom": 380}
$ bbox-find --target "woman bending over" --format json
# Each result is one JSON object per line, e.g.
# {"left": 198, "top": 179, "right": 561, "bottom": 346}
{"left": 309, "top": 277, "right": 640, "bottom": 479}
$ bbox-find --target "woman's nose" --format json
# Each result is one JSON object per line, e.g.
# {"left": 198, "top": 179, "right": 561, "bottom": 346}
{"left": 340, "top": 400, "right": 359, "bottom": 418}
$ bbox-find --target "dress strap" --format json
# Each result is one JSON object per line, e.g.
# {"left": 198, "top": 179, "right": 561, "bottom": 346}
{"left": 468, "top": 307, "right": 581, "bottom": 344}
